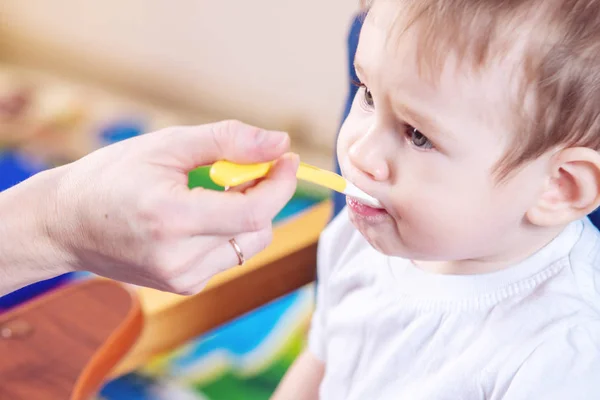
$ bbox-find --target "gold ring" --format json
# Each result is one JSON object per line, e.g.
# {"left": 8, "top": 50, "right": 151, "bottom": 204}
{"left": 229, "top": 238, "right": 245, "bottom": 266}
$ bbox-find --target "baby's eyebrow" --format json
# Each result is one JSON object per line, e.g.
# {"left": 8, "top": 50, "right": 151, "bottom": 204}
{"left": 354, "top": 59, "right": 367, "bottom": 82}
{"left": 355, "top": 50, "right": 387, "bottom": 86}
{"left": 355, "top": 55, "right": 451, "bottom": 141}
{"left": 394, "top": 101, "right": 447, "bottom": 139}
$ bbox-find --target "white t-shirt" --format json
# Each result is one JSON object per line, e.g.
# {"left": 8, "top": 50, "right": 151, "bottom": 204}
{"left": 308, "top": 207, "right": 600, "bottom": 400}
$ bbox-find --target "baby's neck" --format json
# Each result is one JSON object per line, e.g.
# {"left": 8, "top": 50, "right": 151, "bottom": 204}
{"left": 412, "top": 224, "right": 568, "bottom": 275}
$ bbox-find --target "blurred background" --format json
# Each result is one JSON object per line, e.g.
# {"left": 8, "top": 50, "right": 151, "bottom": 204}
{"left": 1, "top": 0, "right": 358, "bottom": 165}
{"left": 0, "top": 1, "right": 360, "bottom": 399}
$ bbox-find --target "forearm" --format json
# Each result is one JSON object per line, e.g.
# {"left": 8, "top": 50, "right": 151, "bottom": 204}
{"left": 0, "top": 166, "right": 73, "bottom": 296}
{"left": 272, "top": 350, "right": 324, "bottom": 400}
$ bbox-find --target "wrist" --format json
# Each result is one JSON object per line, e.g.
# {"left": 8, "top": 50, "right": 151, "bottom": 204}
{"left": 0, "top": 165, "right": 75, "bottom": 295}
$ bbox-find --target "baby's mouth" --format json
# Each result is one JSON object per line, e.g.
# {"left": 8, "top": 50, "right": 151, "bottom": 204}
{"left": 346, "top": 196, "right": 389, "bottom": 218}
{"left": 343, "top": 180, "right": 383, "bottom": 209}
{"left": 340, "top": 163, "right": 385, "bottom": 211}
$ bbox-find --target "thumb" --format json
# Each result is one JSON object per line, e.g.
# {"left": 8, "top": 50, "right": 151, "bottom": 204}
{"left": 166, "top": 120, "right": 290, "bottom": 170}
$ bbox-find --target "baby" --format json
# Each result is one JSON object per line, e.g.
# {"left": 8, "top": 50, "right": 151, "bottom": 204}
{"left": 273, "top": 0, "right": 600, "bottom": 398}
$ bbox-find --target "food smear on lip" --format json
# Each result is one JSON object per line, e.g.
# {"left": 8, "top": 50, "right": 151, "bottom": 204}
{"left": 343, "top": 181, "right": 383, "bottom": 208}
{"left": 347, "top": 196, "right": 388, "bottom": 217}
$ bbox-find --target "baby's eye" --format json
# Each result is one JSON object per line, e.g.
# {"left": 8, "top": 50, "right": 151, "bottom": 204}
{"left": 360, "top": 84, "right": 374, "bottom": 108}
{"left": 363, "top": 87, "right": 374, "bottom": 107}
{"left": 406, "top": 126, "right": 433, "bottom": 150}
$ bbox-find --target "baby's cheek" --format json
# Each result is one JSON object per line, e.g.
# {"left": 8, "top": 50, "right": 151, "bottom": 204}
{"left": 395, "top": 207, "right": 461, "bottom": 254}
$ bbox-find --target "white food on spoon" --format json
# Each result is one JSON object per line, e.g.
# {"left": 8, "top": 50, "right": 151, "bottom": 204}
{"left": 344, "top": 181, "right": 383, "bottom": 209}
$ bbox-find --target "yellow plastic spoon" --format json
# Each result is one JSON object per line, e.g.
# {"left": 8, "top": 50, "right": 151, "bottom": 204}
{"left": 209, "top": 160, "right": 383, "bottom": 208}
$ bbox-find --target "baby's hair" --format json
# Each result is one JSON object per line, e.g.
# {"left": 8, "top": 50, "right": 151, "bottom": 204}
{"left": 367, "top": 0, "right": 600, "bottom": 180}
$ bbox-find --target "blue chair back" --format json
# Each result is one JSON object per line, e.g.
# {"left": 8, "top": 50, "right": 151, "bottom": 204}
{"left": 332, "top": 12, "right": 367, "bottom": 218}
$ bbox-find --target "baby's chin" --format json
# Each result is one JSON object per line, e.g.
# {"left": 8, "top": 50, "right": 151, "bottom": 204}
{"left": 349, "top": 212, "right": 444, "bottom": 259}
{"left": 349, "top": 213, "right": 407, "bottom": 256}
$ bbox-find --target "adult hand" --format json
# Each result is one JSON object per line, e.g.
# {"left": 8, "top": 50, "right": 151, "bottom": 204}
{"left": 0, "top": 120, "right": 299, "bottom": 295}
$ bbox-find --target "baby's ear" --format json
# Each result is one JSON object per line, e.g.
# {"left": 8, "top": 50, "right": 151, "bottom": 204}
{"left": 527, "top": 147, "right": 600, "bottom": 226}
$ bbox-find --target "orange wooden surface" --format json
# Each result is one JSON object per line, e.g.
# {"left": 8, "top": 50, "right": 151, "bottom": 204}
{"left": 0, "top": 279, "right": 142, "bottom": 400}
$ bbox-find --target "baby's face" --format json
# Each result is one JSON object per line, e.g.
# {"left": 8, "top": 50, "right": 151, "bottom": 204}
{"left": 337, "top": 3, "right": 552, "bottom": 271}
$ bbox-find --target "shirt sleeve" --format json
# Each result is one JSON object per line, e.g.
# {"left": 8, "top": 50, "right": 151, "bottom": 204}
{"left": 502, "top": 321, "right": 600, "bottom": 400}
{"left": 307, "top": 208, "right": 354, "bottom": 361}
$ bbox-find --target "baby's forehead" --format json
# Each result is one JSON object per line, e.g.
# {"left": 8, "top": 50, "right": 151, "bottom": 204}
{"left": 361, "top": 0, "right": 600, "bottom": 176}
{"left": 361, "top": 0, "right": 535, "bottom": 109}
{"left": 365, "top": 0, "right": 536, "bottom": 72}
{"left": 358, "top": 4, "right": 533, "bottom": 147}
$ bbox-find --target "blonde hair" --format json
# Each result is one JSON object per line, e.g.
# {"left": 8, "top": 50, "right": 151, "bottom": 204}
{"left": 368, "top": 0, "right": 600, "bottom": 179}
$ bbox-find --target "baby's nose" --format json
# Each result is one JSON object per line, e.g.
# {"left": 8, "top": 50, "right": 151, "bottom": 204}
{"left": 348, "top": 137, "right": 390, "bottom": 181}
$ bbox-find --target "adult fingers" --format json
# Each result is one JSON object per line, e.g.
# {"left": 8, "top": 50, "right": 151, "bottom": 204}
{"left": 180, "top": 153, "right": 299, "bottom": 235}
{"left": 236, "top": 153, "right": 299, "bottom": 225}
{"left": 226, "top": 179, "right": 258, "bottom": 194}
{"left": 161, "top": 120, "right": 291, "bottom": 171}
{"left": 168, "top": 226, "right": 273, "bottom": 295}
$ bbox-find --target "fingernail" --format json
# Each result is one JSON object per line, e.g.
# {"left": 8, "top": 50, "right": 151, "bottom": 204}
{"left": 281, "top": 152, "right": 300, "bottom": 170}
{"left": 256, "top": 130, "right": 288, "bottom": 148}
